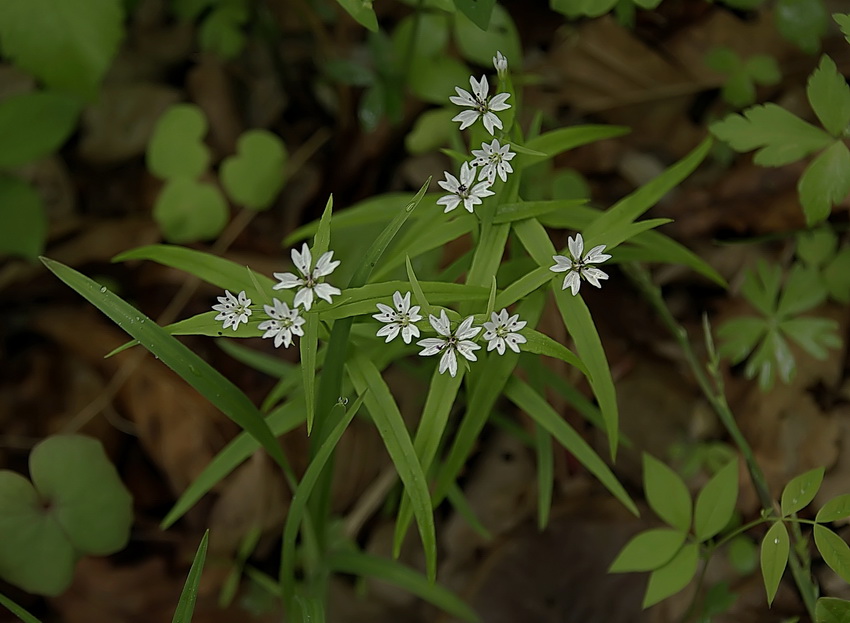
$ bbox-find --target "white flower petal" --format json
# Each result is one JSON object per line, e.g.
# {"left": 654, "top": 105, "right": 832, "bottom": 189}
{"left": 418, "top": 338, "right": 446, "bottom": 356}
{"left": 292, "top": 243, "right": 312, "bottom": 276}
{"left": 449, "top": 87, "right": 475, "bottom": 107}
{"left": 563, "top": 271, "right": 581, "bottom": 296}
{"left": 550, "top": 256, "right": 571, "bottom": 273}
{"left": 377, "top": 323, "right": 400, "bottom": 342}
{"left": 455, "top": 316, "right": 481, "bottom": 340}
{"left": 401, "top": 324, "right": 420, "bottom": 344}
{"left": 568, "top": 234, "right": 584, "bottom": 260}
{"left": 437, "top": 194, "right": 462, "bottom": 213}
{"left": 439, "top": 348, "right": 458, "bottom": 377}
{"left": 294, "top": 287, "right": 314, "bottom": 310}
{"left": 489, "top": 92, "right": 511, "bottom": 111}
{"left": 313, "top": 282, "right": 341, "bottom": 304}
{"left": 452, "top": 110, "right": 480, "bottom": 130}
{"left": 273, "top": 272, "right": 302, "bottom": 290}
{"left": 430, "top": 310, "right": 452, "bottom": 337}
{"left": 584, "top": 245, "right": 611, "bottom": 264}
{"left": 583, "top": 267, "right": 609, "bottom": 288}
{"left": 456, "top": 340, "right": 480, "bottom": 361}
{"left": 314, "top": 251, "right": 340, "bottom": 277}
{"left": 471, "top": 75, "right": 489, "bottom": 101}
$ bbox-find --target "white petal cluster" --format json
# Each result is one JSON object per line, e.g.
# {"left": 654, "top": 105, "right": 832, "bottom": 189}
{"left": 482, "top": 309, "right": 527, "bottom": 355}
{"left": 273, "top": 242, "right": 341, "bottom": 311}
{"left": 436, "top": 161, "right": 494, "bottom": 214}
{"left": 373, "top": 291, "right": 423, "bottom": 344}
{"left": 258, "top": 299, "right": 305, "bottom": 348}
{"left": 549, "top": 233, "right": 611, "bottom": 296}
{"left": 449, "top": 75, "right": 511, "bottom": 136}
{"left": 471, "top": 139, "right": 515, "bottom": 184}
{"left": 212, "top": 290, "right": 252, "bottom": 331}
{"left": 417, "top": 310, "right": 481, "bottom": 377}
{"left": 493, "top": 51, "right": 508, "bottom": 76}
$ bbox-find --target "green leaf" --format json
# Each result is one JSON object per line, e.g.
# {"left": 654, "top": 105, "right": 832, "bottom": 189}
{"left": 391, "top": 11, "right": 450, "bottom": 60}
{"left": 709, "top": 104, "right": 832, "bottom": 166}
{"left": 521, "top": 330, "right": 587, "bottom": 375}
{"left": 172, "top": 530, "right": 209, "bottom": 623}
{"left": 519, "top": 125, "right": 630, "bottom": 169}
{"left": 807, "top": 56, "right": 850, "bottom": 136}
{"left": 694, "top": 460, "right": 739, "bottom": 541}
{"left": 746, "top": 55, "right": 781, "bottom": 85}
{"left": 494, "top": 199, "right": 587, "bottom": 224}
{"left": 0, "top": 0, "right": 124, "bottom": 98}
{"left": 776, "top": 0, "right": 827, "bottom": 54}
{"left": 0, "top": 592, "right": 42, "bottom": 623}
{"left": 746, "top": 328, "right": 795, "bottom": 389}
{"left": 722, "top": 71, "right": 756, "bottom": 109}
{"left": 824, "top": 248, "right": 850, "bottom": 303}
{"left": 818, "top": 494, "right": 850, "bottom": 523}
{"left": 409, "top": 55, "right": 471, "bottom": 105}
{"left": 453, "top": 4, "right": 520, "bottom": 66}
{"left": 728, "top": 535, "right": 759, "bottom": 575}
{"left": 198, "top": 3, "right": 247, "bottom": 59}
{"left": 153, "top": 177, "right": 229, "bottom": 243}
{"left": 781, "top": 317, "right": 840, "bottom": 360}
{"left": 614, "top": 229, "right": 727, "bottom": 286}
{"left": 147, "top": 104, "right": 211, "bottom": 180}
{"left": 30, "top": 435, "right": 132, "bottom": 555}
{"left": 705, "top": 46, "right": 740, "bottom": 74}
{"left": 550, "top": 0, "right": 619, "bottom": 18}
{"left": 535, "top": 424, "right": 554, "bottom": 530}
{"left": 835, "top": 13, "right": 850, "bottom": 44}
{"left": 781, "top": 466, "right": 824, "bottom": 516}
{"left": 797, "top": 227, "right": 838, "bottom": 268}
{"left": 300, "top": 314, "right": 319, "bottom": 434}
{"left": 717, "top": 317, "right": 767, "bottom": 364}
{"left": 0, "top": 91, "right": 82, "bottom": 168}
{"left": 0, "top": 175, "right": 47, "bottom": 260}
{"left": 741, "top": 260, "right": 782, "bottom": 316}
{"left": 776, "top": 262, "right": 827, "bottom": 317}
{"left": 336, "top": 0, "right": 378, "bottom": 31}
{"left": 406, "top": 108, "right": 457, "bottom": 154}
{"left": 815, "top": 525, "right": 850, "bottom": 584}
{"left": 642, "top": 543, "right": 699, "bottom": 608}
{"left": 798, "top": 140, "right": 850, "bottom": 225}
{"left": 221, "top": 130, "right": 287, "bottom": 210}
{"left": 643, "top": 454, "right": 692, "bottom": 532}
{"left": 327, "top": 551, "right": 479, "bottom": 622}
{"left": 760, "top": 521, "right": 790, "bottom": 605}
{"left": 816, "top": 597, "right": 850, "bottom": 623}
{"left": 453, "top": 0, "right": 496, "bottom": 30}
{"left": 41, "top": 258, "right": 290, "bottom": 473}
{"left": 609, "top": 528, "right": 686, "bottom": 572}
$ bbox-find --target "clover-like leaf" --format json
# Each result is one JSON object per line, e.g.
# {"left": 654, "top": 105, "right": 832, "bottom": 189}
{"left": 694, "top": 460, "right": 739, "bottom": 542}
{"left": 709, "top": 104, "right": 832, "bottom": 166}
{"left": 153, "top": 177, "right": 229, "bottom": 243}
{"left": 199, "top": 2, "right": 248, "bottom": 59}
{"left": 817, "top": 494, "right": 850, "bottom": 523}
{"left": 0, "top": 175, "right": 47, "bottom": 260}
{"left": 609, "top": 528, "right": 686, "bottom": 573}
{"left": 220, "top": 130, "right": 287, "bottom": 211}
{"left": 643, "top": 454, "right": 692, "bottom": 532}
{"left": 776, "top": 0, "right": 827, "bottom": 55}
{"left": 760, "top": 521, "right": 789, "bottom": 605}
{"left": 815, "top": 525, "right": 850, "bottom": 584}
{"left": 807, "top": 56, "right": 850, "bottom": 137}
{"left": 642, "top": 543, "right": 699, "bottom": 608}
{"left": 147, "top": 104, "right": 211, "bottom": 180}
{"left": 798, "top": 140, "right": 850, "bottom": 226}
{"left": 781, "top": 467, "right": 824, "bottom": 516}
{"left": 797, "top": 227, "right": 838, "bottom": 269}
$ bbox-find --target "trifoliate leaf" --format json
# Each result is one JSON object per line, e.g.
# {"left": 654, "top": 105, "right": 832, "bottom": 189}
{"left": 694, "top": 460, "right": 739, "bottom": 542}
{"left": 817, "top": 494, "right": 850, "bottom": 523}
{"left": 0, "top": 0, "right": 124, "bottom": 98}
{"left": 717, "top": 316, "right": 767, "bottom": 364}
{"left": 781, "top": 467, "right": 824, "bottom": 516}
{"left": 220, "top": 130, "right": 287, "bottom": 210}
{"left": 776, "top": 0, "right": 827, "bottom": 54}
{"left": 835, "top": 14, "right": 850, "bottom": 44}
{"left": 741, "top": 260, "right": 782, "bottom": 316}
{"left": 709, "top": 104, "right": 832, "bottom": 166}
{"left": 745, "top": 55, "right": 781, "bottom": 85}
{"left": 453, "top": 0, "right": 497, "bottom": 29}
{"left": 807, "top": 56, "right": 850, "bottom": 137}
{"left": 823, "top": 247, "right": 850, "bottom": 303}
{"left": 0, "top": 176, "right": 47, "bottom": 260}
{"left": 781, "top": 317, "right": 840, "bottom": 360}
{"left": 798, "top": 140, "right": 850, "bottom": 225}
{"left": 147, "top": 104, "right": 211, "bottom": 180}
{"left": 796, "top": 227, "right": 837, "bottom": 268}
{"left": 153, "top": 177, "right": 229, "bottom": 243}
{"left": 0, "top": 91, "right": 82, "bottom": 168}
{"left": 775, "top": 262, "right": 826, "bottom": 317}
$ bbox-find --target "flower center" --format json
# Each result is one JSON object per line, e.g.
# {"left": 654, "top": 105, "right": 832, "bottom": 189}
{"left": 234, "top": 304, "right": 248, "bottom": 315}
{"left": 495, "top": 325, "right": 509, "bottom": 338}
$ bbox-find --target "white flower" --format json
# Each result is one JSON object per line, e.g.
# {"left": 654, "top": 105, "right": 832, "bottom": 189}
{"left": 471, "top": 139, "right": 515, "bottom": 184}
{"left": 212, "top": 290, "right": 252, "bottom": 331}
{"left": 493, "top": 51, "right": 508, "bottom": 76}
{"left": 273, "top": 243, "right": 341, "bottom": 311}
{"left": 449, "top": 75, "right": 511, "bottom": 136}
{"left": 483, "top": 308, "right": 527, "bottom": 355}
{"left": 417, "top": 310, "right": 481, "bottom": 377}
{"left": 373, "top": 291, "right": 423, "bottom": 344}
{"left": 436, "top": 161, "right": 495, "bottom": 213}
{"left": 258, "top": 298, "right": 305, "bottom": 348}
{"left": 549, "top": 233, "right": 612, "bottom": 296}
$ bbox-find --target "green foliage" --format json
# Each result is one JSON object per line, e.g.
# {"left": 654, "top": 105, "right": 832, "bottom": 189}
{"left": 0, "top": 176, "right": 47, "bottom": 260}
{"left": 836, "top": 13, "right": 850, "bottom": 44}
{"left": 705, "top": 47, "right": 780, "bottom": 108}
{"left": 817, "top": 494, "right": 850, "bottom": 523}
{"left": 711, "top": 55, "right": 850, "bottom": 225}
{"left": 198, "top": 0, "right": 248, "bottom": 59}
{"left": 220, "top": 130, "right": 288, "bottom": 210}
{"left": 609, "top": 528, "right": 686, "bottom": 572}
{"left": 781, "top": 467, "right": 824, "bottom": 516}
{"left": 0, "top": 435, "right": 132, "bottom": 596}
{"left": 717, "top": 260, "right": 840, "bottom": 390}
{"left": 550, "top": 0, "right": 661, "bottom": 19}
{"left": 0, "top": 92, "right": 82, "bottom": 169}
{"left": 760, "top": 521, "right": 790, "bottom": 605}
{"left": 643, "top": 453, "right": 692, "bottom": 532}
{"left": 153, "top": 178, "right": 229, "bottom": 243}
{"left": 814, "top": 525, "right": 850, "bottom": 584}
{"left": 172, "top": 531, "right": 209, "bottom": 623}
{"left": 694, "top": 460, "right": 739, "bottom": 541}
{"left": 816, "top": 597, "right": 850, "bottom": 623}
{"left": 643, "top": 543, "right": 699, "bottom": 608}
{"left": 776, "top": 0, "right": 827, "bottom": 54}
{"left": 336, "top": 0, "right": 378, "bottom": 31}
{"left": 147, "top": 104, "right": 211, "bottom": 180}
{"left": 0, "top": 592, "right": 42, "bottom": 623}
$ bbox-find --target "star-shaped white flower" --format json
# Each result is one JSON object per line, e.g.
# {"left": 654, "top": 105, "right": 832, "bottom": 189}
{"left": 273, "top": 243, "right": 341, "bottom": 311}
{"left": 437, "top": 161, "right": 495, "bottom": 214}
{"left": 482, "top": 308, "right": 527, "bottom": 355}
{"left": 258, "top": 298, "right": 305, "bottom": 348}
{"left": 493, "top": 51, "right": 508, "bottom": 76}
{"left": 471, "top": 139, "right": 515, "bottom": 184}
{"left": 449, "top": 75, "right": 511, "bottom": 135}
{"left": 373, "top": 291, "right": 423, "bottom": 344}
{"left": 417, "top": 310, "right": 481, "bottom": 377}
{"left": 549, "top": 233, "right": 612, "bottom": 296}
{"left": 212, "top": 290, "right": 252, "bottom": 331}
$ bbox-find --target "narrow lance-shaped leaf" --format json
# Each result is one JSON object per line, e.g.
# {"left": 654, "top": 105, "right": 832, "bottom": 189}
{"left": 814, "top": 525, "right": 850, "bottom": 584}
{"left": 760, "top": 521, "right": 790, "bottom": 605}
{"left": 643, "top": 454, "right": 692, "bottom": 532}
{"left": 781, "top": 466, "right": 824, "bottom": 516}
{"left": 642, "top": 543, "right": 699, "bottom": 609}
{"left": 817, "top": 494, "right": 850, "bottom": 524}
{"left": 694, "top": 460, "right": 739, "bottom": 541}
{"left": 0, "top": 592, "right": 43, "bottom": 623}
{"left": 609, "top": 528, "right": 686, "bottom": 573}
{"left": 172, "top": 530, "right": 209, "bottom": 623}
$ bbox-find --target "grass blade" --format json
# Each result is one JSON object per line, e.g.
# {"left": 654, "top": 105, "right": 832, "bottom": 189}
{"left": 0, "top": 593, "right": 42, "bottom": 623}
{"left": 172, "top": 530, "right": 209, "bottom": 623}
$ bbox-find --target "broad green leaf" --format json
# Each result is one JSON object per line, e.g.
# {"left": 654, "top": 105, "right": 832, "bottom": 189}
{"left": 709, "top": 104, "right": 832, "bottom": 166}
{"left": 722, "top": 70, "right": 756, "bottom": 109}
{"left": 815, "top": 525, "right": 850, "bottom": 584}
{"left": 494, "top": 200, "right": 589, "bottom": 224}
{"left": 728, "top": 535, "right": 759, "bottom": 574}
{"left": 781, "top": 467, "right": 825, "bottom": 516}
{"left": 781, "top": 317, "right": 840, "bottom": 360}
{"left": 818, "top": 494, "right": 850, "bottom": 523}
{"left": 0, "top": 92, "right": 81, "bottom": 168}
{"left": 806, "top": 56, "right": 850, "bottom": 136}
{"left": 717, "top": 316, "right": 767, "bottom": 363}
{"left": 642, "top": 543, "right": 699, "bottom": 608}
{"left": 643, "top": 454, "right": 692, "bottom": 532}
{"left": 609, "top": 528, "right": 686, "bottom": 572}
{"left": 505, "top": 377, "right": 638, "bottom": 515}
{"left": 172, "top": 530, "right": 209, "bottom": 623}
{"left": 0, "top": 0, "right": 124, "bottom": 98}
{"left": 798, "top": 140, "right": 850, "bottom": 225}
{"left": 41, "top": 258, "right": 290, "bottom": 472}
{"left": 776, "top": 262, "right": 827, "bottom": 317}
{"left": 406, "top": 108, "right": 457, "bottom": 154}
{"left": 836, "top": 14, "right": 850, "bottom": 44}
{"left": 412, "top": 370, "right": 464, "bottom": 477}
{"left": 221, "top": 130, "right": 287, "bottom": 210}
{"left": 0, "top": 176, "right": 47, "bottom": 260}
{"left": 797, "top": 227, "right": 838, "bottom": 268}
{"left": 335, "top": 0, "right": 378, "bottom": 31}
{"left": 410, "top": 55, "right": 470, "bottom": 106}
{"left": 694, "top": 460, "right": 739, "bottom": 541}
{"left": 453, "top": 5, "right": 520, "bottom": 66}
{"left": 153, "top": 177, "right": 229, "bottom": 243}
{"left": 776, "top": 0, "right": 827, "bottom": 54}
{"left": 816, "top": 597, "right": 850, "bottom": 623}
{"left": 453, "top": 0, "right": 496, "bottom": 30}
{"left": 520, "top": 125, "right": 630, "bottom": 169}
{"left": 147, "top": 104, "right": 210, "bottom": 180}
{"left": 0, "top": 592, "right": 42, "bottom": 623}
{"left": 824, "top": 248, "right": 850, "bottom": 303}
{"left": 30, "top": 435, "right": 132, "bottom": 555}
{"left": 391, "top": 11, "right": 450, "bottom": 60}
{"left": 760, "top": 521, "right": 789, "bottom": 605}
{"left": 327, "top": 551, "right": 478, "bottom": 622}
